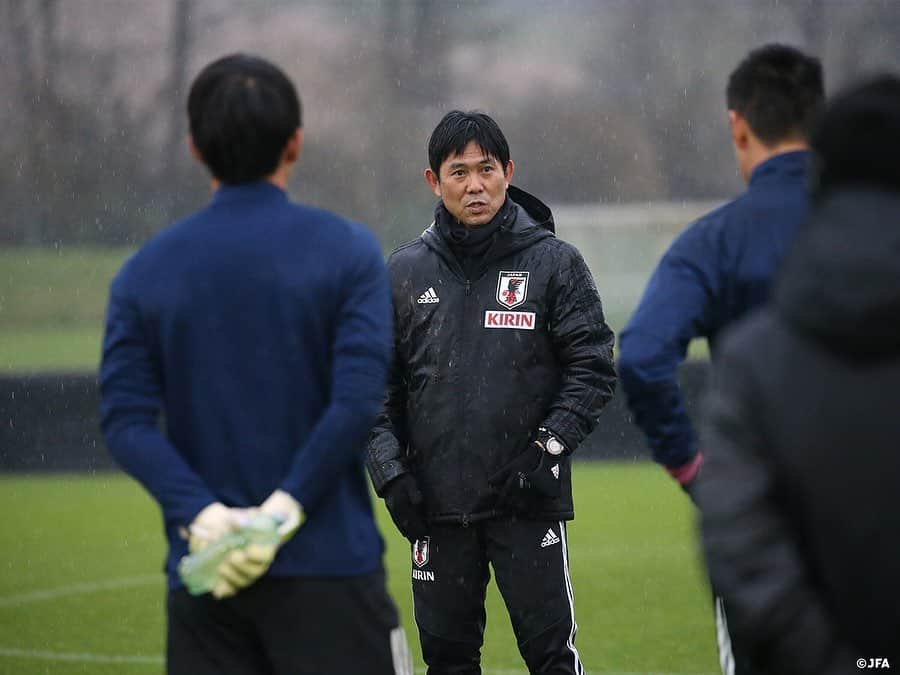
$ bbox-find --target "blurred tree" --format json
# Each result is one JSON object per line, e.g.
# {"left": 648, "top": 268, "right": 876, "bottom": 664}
{"left": 1, "top": 0, "right": 899, "bottom": 248}
{"left": 373, "top": 0, "right": 454, "bottom": 242}
{"left": 0, "top": 0, "right": 167, "bottom": 245}
{"left": 165, "top": 0, "right": 195, "bottom": 221}
{"left": 828, "top": 0, "right": 900, "bottom": 88}
{"left": 3, "top": 0, "right": 60, "bottom": 244}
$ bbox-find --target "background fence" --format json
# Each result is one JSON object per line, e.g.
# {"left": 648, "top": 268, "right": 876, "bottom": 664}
{"left": 0, "top": 362, "right": 709, "bottom": 470}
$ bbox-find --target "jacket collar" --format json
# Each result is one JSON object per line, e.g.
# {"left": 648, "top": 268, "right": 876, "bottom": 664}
{"left": 433, "top": 196, "right": 516, "bottom": 251}
{"left": 211, "top": 181, "right": 288, "bottom": 205}
{"left": 748, "top": 150, "right": 809, "bottom": 188}
{"left": 421, "top": 186, "right": 554, "bottom": 277}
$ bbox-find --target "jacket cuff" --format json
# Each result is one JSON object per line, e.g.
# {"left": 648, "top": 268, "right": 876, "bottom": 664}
{"left": 369, "top": 459, "right": 409, "bottom": 496}
{"left": 365, "top": 430, "right": 408, "bottom": 495}
{"left": 666, "top": 452, "right": 704, "bottom": 486}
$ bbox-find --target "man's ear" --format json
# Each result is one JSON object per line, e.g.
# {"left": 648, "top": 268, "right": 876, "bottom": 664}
{"left": 189, "top": 136, "right": 220, "bottom": 191}
{"left": 425, "top": 168, "right": 441, "bottom": 197}
{"left": 504, "top": 159, "right": 515, "bottom": 187}
{"left": 728, "top": 110, "right": 748, "bottom": 150}
{"left": 284, "top": 128, "right": 303, "bottom": 164}
{"left": 188, "top": 135, "right": 204, "bottom": 163}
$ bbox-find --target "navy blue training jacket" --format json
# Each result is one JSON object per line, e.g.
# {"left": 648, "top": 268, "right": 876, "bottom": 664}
{"left": 618, "top": 151, "right": 810, "bottom": 470}
{"left": 100, "top": 181, "right": 392, "bottom": 587}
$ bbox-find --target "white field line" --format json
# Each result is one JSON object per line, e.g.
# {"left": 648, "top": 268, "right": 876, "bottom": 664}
{"left": 0, "top": 574, "right": 160, "bottom": 608}
{"left": 0, "top": 647, "right": 163, "bottom": 665}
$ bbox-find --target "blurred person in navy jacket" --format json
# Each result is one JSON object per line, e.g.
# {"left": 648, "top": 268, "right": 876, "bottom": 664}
{"left": 100, "top": 54, "right": 409, "bottom": 675}
{"left": 619, "top": 44, "right": 824, "bottom": 675}
{"left": 699, "top": 74, "right": 900, "bottom": 675}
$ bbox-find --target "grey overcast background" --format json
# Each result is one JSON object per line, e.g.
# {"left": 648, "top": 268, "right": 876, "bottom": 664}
{"left": 2, "top": 0, "right": 899, "bottom": 250}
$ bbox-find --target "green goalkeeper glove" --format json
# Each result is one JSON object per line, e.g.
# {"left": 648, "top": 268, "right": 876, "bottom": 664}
{"left": 212, "top": 490, "right": 304, "bottom": 599}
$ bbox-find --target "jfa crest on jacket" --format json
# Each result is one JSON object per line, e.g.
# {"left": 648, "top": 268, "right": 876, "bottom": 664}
{"left": 497, "top": 271, "right": 528, "bottom": 308}
{"left": 367, "top": 186, "right": 617, "bottom": 525}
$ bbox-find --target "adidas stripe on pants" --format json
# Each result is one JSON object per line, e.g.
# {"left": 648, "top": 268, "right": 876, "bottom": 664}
{"left": 713, "top": 594, "right": 763, "bottom": 675}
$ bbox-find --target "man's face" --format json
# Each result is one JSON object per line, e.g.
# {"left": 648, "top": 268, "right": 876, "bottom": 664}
{"left": 425, "top": 140, "right": 515, "bottom": 228}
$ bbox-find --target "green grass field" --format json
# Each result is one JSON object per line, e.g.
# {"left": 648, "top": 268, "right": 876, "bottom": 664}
{"left": 1, "top": 246, "right": 708, "bottom": 372}
{"left": 0, "top": 463, "right": 718, "bottom": 675}
{"left": 0, "top": 247, "right": 133, "bottom": 373}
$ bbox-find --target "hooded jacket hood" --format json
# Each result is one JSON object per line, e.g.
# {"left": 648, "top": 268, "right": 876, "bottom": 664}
{"left": 507, "top": 184, "right": 555, "bottom": 233}
{"left": 421, "top": 185, "right": 555, "bottom": 277}
{"left": 775, "top": 188, "right": 900, "bottom": 358}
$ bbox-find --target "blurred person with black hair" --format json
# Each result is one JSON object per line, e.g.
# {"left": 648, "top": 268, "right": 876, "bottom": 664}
{"left": 366, "top": 110, "right": 616, "bottom": 674}
{"left": 699, "top": 74, "right": 900, "bottom": 675}
{"left": 100, "top": 53, "right": 410, "bottom": 675}
{"left": 618, "top": 44, "right": 824, "bottom": 675}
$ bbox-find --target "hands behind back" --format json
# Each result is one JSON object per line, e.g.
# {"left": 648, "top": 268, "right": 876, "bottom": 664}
{"left": 212, "top": 490, "right": 305, "bottom": 599}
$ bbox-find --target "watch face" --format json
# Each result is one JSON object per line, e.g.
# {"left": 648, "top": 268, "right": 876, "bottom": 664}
{"left": 546, "top": 437, "right": 564, "bottom": 455}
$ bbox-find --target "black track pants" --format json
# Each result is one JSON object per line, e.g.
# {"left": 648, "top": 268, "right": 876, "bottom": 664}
{"left": 410, "top": 517, "right": 584, "bottom": 675}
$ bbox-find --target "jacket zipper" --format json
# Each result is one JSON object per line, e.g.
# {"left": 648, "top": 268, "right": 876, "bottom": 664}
{"left": 457, "top": 276, "right": 472, "bottom": 521}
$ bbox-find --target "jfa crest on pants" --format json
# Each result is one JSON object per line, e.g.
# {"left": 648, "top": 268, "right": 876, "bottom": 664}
{"left": 413, "top": 537, "right": 430, "bottom": 568}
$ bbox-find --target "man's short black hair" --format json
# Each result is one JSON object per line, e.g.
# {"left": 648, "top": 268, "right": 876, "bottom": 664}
{"left": 187, "top": 53, "right": 302, "bottom": 184}
{"left": 726, "top": 44, "right": 824, "bottom": 146}
{"left": 811, "top": 74, "right": 900, "bottom": 196}
{"left": 427, "top": 111, "right": 510, "bottom": 176}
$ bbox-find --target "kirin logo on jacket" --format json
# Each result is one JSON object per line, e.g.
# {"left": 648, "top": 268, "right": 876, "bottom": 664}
{"left": 413, "top": 536, "right": 430, "bottom": 568}
{"left": 496, "top": 271, "right": 529, "bottom": 309}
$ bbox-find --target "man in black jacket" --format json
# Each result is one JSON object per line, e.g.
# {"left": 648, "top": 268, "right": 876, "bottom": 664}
{"left": 699, "top": 75, "right": 900, "bottom": 674}
{"left": 367, "top": 111, "right": 616, "bottom": 674}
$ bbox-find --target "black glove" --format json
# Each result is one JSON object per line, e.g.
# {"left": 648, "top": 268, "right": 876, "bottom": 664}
{"left": 525, "top": 451, "right": 565, "bottom": 498}
{"left": 489, "top": 443, "right": 564, "bottom": 512}
{"left": 383, "top": 474, "right": 428, "bottom": 542}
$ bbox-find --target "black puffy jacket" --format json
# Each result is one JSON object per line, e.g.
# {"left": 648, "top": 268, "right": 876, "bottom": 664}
{"left": 699, "top": 189, "right": 900, "bottom": 673}
{"left": 367, "top": 187, "right": 616, "bottom": 524}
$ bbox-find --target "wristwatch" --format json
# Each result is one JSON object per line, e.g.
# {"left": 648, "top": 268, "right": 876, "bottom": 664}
{"left": 536, "top": 427, "right": 566, "bottom": 456}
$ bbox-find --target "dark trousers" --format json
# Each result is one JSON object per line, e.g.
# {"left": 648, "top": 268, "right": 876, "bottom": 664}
{"left": 411, "top": 517, "right": 584, "bottom": 675}
{"left": 167, "top": 569, "right": 410, "bottom": 675}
